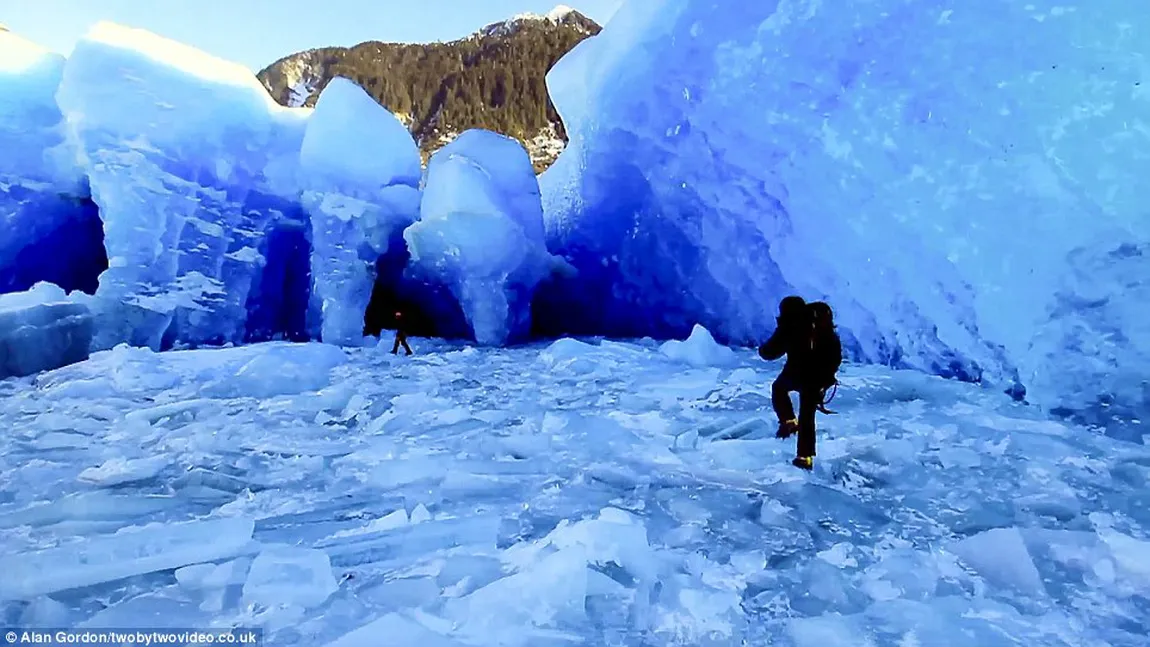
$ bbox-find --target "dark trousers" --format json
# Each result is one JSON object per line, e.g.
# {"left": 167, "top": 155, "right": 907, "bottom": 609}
{"left": 772, "top": 372, "right": 820, "bottom": 458}
{"left": 391, "top": 332, "right": 412, "bottom": 355}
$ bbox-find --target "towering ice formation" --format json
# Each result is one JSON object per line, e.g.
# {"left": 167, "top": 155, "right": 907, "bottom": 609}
{"left": 0, "top": 30, "right": 105, "bottom": 296}
{"left": 405, "top": 129, "right": 557, "bottom": 345}
{"left": 56, "top": 22, "right": 311, "bottom": 351}
{"left": 298, "top": 77, "right": 421, "bottom": 346}
{"left": 538, "top": 0, "right": 1150, "bottom": 434}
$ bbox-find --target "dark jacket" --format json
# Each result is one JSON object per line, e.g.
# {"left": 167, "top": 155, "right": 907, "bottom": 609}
{"left": 759, "top": 319, "right": 815, "bottom": 381}
{"left": 759, "top": 319, "right": 842, "bottom": 388}
{"left": 394, "top": 313, "right": 411, "bottom": 337}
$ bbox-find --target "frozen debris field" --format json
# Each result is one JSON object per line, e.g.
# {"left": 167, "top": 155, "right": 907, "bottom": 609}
{"left": 0, "top": 334, "right": 1148, "bottom": 647}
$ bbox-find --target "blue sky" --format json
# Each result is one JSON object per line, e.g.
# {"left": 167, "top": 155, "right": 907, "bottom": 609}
{"left": 4, "top": 0, "right": 621, "bottom": 71}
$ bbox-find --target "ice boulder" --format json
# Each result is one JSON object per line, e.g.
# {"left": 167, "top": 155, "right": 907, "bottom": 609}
{"left": 299, "top": 77, "right": 422, "bottom": 346}
{"left": 660, "top": 324, "right": 737, "bottom": 368}
{"left": 405, "top": 129, "right": 557, "bottom": 345}
{"left": 952, "top": 527, "right": 1046, "bottom": 596}
{"left": 56, "top": 22, "right": 312, "bottom": 352}
{"left": 0, "top": 29, "right": 106, "bottom": 296}
{"left": 242, "top": 545, "right": 338, "bottom": 610}
{"left": 0, "top": 282, "right": 93, "bottom": 379}
{"left": 200, "top": 341, "right": 346, "bottom": 398}
{"left": 537, "top": 0, "right": 1150, "bottom": 435}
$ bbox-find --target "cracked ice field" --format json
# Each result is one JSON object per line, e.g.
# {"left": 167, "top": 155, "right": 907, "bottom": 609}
{"left": 1, "top": 338, "right": 1148, "bottom": 646}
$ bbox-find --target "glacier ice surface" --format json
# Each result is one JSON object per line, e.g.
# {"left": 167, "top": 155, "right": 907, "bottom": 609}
{"left": 537, "top": 0, "right": 1150, "bottom": 438}
{"left": 0, "top": 29, "right": 106, "bottom": 296}
{"left": 299, "top": 77, "right": 422, "bottom": 346}
{"left": 405, "top": 129, "right": 557, "bottom": 346}
{"left": 55, "top": 21, "right": 312, "bottom": 351}
{"left": 1, "top": 331, "right": 1148, "bottom": 645}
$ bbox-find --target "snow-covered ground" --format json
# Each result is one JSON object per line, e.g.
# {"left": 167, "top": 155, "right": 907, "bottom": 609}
{"left": 1, "top": 336, "right": 1147, "bottom": 646}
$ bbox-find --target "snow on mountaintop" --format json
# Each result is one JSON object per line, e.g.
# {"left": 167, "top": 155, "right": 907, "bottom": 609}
{"left": 546, "top": 4, "right": 577, "bottom": 21}
{"left": 509, "top": 4, "right": 577, "bottom": 23}
{"left": 484, "top": 4, "right": 593, "bottom": 37}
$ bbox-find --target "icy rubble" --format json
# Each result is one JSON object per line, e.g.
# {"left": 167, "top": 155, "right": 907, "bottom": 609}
{"left": 0, "top": 329, "right": 1146, "bottom": 645}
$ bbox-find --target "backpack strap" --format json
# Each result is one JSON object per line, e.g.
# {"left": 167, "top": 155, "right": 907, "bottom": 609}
{"left": 816, "top": 381, "right": 839, "bottom": 415}
{"left": 822, "top": 381, "right": 838, "bottom": 404}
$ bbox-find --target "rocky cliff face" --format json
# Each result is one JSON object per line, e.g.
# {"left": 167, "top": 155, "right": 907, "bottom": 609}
{"left": 257, "top": 6, "right": 600, "bottom": 171}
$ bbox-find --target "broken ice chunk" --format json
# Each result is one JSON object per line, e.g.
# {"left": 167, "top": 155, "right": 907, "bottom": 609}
{"left": 0, "top": 517, "right": 255, "bottom": 600}
{"left": 951, "top": 527, "right": 1046, "bottom": 596}
{"left": 242, "top": 545, "right": 338, "bottom": 610}
{"left": 77, "top": 455, "right": 170, "bottom": 486}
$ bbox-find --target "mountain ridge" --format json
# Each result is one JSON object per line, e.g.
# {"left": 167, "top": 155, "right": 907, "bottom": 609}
{"left": 256, "top": 7, "right": 601, "bottom": 171}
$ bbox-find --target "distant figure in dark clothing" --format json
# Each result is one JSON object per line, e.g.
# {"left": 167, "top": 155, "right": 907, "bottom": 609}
{"left": 391, "top": 311, "right": 413, "bottom": 356}
{"left": 759, "top": 296, "right": 843, "bottom": 470}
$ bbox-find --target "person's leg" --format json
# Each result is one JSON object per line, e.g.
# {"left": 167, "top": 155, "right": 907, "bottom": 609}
{"left": 401, "top": 335, "right": 412, "bottom": 355}
{"left": 796, "top": 387, "right": 820, "bottom": 460}
{"left": 391, "top": 334, "right": 401, "bottom": 354}
{"left": 772, "top": 373, "right": 800, "bottom": 438}
{"left": 772, "top": 374, "right": 797, "bottom": 422}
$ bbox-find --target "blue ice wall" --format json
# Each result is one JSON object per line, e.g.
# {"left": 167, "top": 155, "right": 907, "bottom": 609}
{"left": 0, "top": 190, "right": 107, "bottom": 296}
{"left": 0, "top": 29, "right": 105, "bottom": 298}
{"left": 243, "top": 195, "right": 312, "bottom": 344}
{"left": 538, "top": 0, "right": 1150, "bottom": 436}
{"left": 55, "top": 21, "right": 312, "bottom": 351}
{"left": 364, "top": 227, "right": 472, "bottom": 342}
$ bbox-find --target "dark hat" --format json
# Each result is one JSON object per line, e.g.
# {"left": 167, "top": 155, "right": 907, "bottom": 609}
{"left": 778, "top": 295, "right": 807, "bottom": 319}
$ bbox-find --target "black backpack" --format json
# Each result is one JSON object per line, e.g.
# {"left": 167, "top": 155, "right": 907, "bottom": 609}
{"left": 808, "top": 302, "right": 842, "bottom": 412}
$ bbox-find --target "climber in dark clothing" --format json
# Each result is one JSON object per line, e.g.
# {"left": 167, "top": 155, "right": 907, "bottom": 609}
{"left": 759, "top": 296, "right": 842, "bottom": 470}
{"left": 391, "top": 310, "right": 413, "bottom": 356}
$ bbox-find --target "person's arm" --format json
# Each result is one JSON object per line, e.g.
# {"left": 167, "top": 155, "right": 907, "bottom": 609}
{"left": 758, "top": 324, "right": 788, "bottom": 360}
